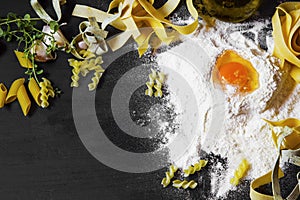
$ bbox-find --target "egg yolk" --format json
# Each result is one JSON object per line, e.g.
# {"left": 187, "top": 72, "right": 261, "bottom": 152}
{"left": 218, "top": 62, "right": 249, "bottom": 88}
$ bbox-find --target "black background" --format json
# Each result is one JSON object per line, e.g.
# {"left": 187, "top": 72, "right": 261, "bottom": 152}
{"left": 0, "top": 0, "right": 299, "bottom": 200}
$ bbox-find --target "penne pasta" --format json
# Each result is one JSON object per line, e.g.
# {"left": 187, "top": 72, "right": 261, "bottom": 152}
{"left": 28, "top": 78, "right": 42, "bottom": 106}
{"left": 5, "top": 78, "right": 25, "bottom": 104}
{"left": 14, "top": 50, "right": 33, "bottom": 68}
{"left": 17, "top": 84, "right": 31, "bottom": 116}
{"left": 0, "top": 83, "right": 7, "bottom": 108}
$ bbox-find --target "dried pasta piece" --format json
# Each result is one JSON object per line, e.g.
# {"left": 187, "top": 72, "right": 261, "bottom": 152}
{"left": 72, "top": 0, "right": 198, "bottom": 56}
{"left": 161, "top": 165, "right": 178, "bottom": 187}
{"left": 68, "top": 59, "right": 82, "bottom": 87}
{"left": 264, "top": 118, "right": 300, "bottom": 150}
{"left": 230, "top": 159, "right": 250, "bottom": 186}
{"left": 14, "top": 51, "right": 33, "bottom": 69}
{"left": 183, "top": 160, "right": 208, "bottom": 177}
{"left": 5, "top": 78, "right": 25, "bottom": 104}
{"left": 38, "top": 78, "right": 54, "bottom": 108}
{"left": 0, "top": 83, "right": 7, "bottom": 108}
{"left": 17, "top": 84, "right": 31, "bottom": 116}
{"left": 145, "top": 69, "right": 157, "bottom": 97}
{"left": 172, "top": 180, "right": 197, "bottom": 189}
{"left": 30, "top": 0, "right": 63, "bottom": 23}
{"left": 28, "top": 78, "right": 42, "bottom": 106}
{"left": 88, "top": 65, "right": 105, "bottom": 91}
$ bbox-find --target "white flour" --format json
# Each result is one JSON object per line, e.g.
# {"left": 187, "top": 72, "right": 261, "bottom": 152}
{"left": 156, "top": 18, "right": 300, "bottom": 198}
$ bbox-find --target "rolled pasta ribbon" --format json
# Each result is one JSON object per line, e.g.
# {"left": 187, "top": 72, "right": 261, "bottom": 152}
{"left": 30, "top": 0, "right": 63, "bottom": 23}
{"left": 0, "top": 83, "right": 7, "bottom": 108}
{"left": 5, "top": 78, "right": 25, "bottom": 104}
{"left": 28, "top": 78, "right": 42, "bottom": 106}
{"left": 72, "top": 0, "right": 198, "bottom": 56}
{"left": 17, "top": 84, "right": 31, "bottom": 116}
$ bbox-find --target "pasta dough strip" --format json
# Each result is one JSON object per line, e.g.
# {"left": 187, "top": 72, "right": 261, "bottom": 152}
{"left": 30, "top": 0, "right": 62, "bottom": 23}
{"left": 5, "top": 78, "right": 25, "bottom": 104}
{"left": 0, "top": 83, "right": 7, "bottom": 108}
{"left": 28, "top": 78, "right": 42, "bottom": 106}
{"left": 17, "top": 84, "right": 31, "bottom": 116}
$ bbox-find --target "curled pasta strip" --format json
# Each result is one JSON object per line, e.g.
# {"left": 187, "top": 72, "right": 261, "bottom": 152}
{"left": 172, "top": 180, "right": 197, "bottom": 189}
{"left": 230, "top": 159, "right": 250, "bottom": 186}
{"left": 88, "top": 66, "right": 105, "bottom": 91}
{"left": 183, "top": 160, "right": 208, "bottom": 177}
{"left": 153, "top": 71, "right": 165, "bottom": 97}
{"left": 0, "top": 83, "right": 7, "bottom": 108}
{"left": 68, "top": 59, "right": 82, "bottom": 87}
{"left": 161, "top": 165, "right": 178, "bottom": 187}
{"left": 38, "top": 78, "right": 55, "bottom": 108}
{"left": 145, "top": 69, "right": 157, "bottom": 97}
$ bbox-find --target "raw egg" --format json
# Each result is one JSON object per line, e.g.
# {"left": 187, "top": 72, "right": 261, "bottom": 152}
{"left": 213, "top": 50, "right": 259, "bottom": 93}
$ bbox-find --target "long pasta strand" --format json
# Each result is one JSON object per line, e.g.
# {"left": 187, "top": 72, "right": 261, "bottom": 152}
{"left": 184, "top": 160, "right": 208, "bottom": 177}
{"left": 172, "top": 180, "right": 198, "bottom": 189}
{"left": 161, "top": 165, "right": 178, "bottom": 187}
{"left": 230, "top": 159, "right": 250, "bottom": 186}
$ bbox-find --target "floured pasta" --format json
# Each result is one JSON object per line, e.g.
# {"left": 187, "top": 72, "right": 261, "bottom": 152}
{"left": 183, "top": 160, "right": 208, "bottom": 177}
{"left": 145, "top": 69, "right": 157, "bottom": 97}
{"left": 230, "top": 159, "right": 250, "bottom": 186}
{"left": 172, "top": 180, "right": 197, "bottom": 189}
{"left": 0, "top": 83, "right": 7, "bottom": 108}
{"left": 153, "top": 72, "right": 165, "bottom": 97}
{"left": 161, "top": 165, "right": 178, "bottom": 187}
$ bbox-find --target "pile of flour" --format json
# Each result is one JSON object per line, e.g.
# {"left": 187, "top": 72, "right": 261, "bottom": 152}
{"left": 156, "top": 18, "right": 300, "bottom": 198}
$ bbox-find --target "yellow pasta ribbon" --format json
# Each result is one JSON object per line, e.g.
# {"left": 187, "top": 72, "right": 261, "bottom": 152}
{"left": 183, "top": 160, "right": 208, "bottom": 177}
{"left": 161, "top": 165, "right": 178, "bottom": 187}
{"left": 17, "top": 84, "right": 31, "bottom": 116}
{"left": 264, "top": 118, "right": 300, "bottom": 150}
{"left": 0, "top": 83, "right": 7, "bottom": 108}
{"left": 230, "top": 159, "right": 250, "bottom": 186}
{"left": 14, "top": 51, "right": 33, "bottom": 69}
{"left": 88, "top": 66, "right": 105, "bottom": 91}
{"left": 72, "top": 0, "right": 198, "bottom": 56}
{"left": 272, "top": 2, "right": 300, "bottom": 82}
{"left": 28, "top": 78, "right": 42, "bottom": 106}
{"left": 172, "top": 180, "right": 197, "bottom": 189}
{"left": 5, "top": 78, "right": 25, "bottom": 104}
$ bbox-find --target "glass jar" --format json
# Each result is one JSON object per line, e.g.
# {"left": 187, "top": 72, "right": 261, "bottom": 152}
{"left": 194, "top": 0, "right": 262, "bottom": 23}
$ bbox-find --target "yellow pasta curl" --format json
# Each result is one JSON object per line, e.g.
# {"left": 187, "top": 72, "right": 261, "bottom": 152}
{"left": 172, "top": 180, "right": 197, "bottom": 189}
{"left": 183, "top": 160, "right": 208, "bottom": 177}
{"left": 161, "top": 165, "right": 178, "bottom": 187}
{"left": 145, "top": 69, "right": 157, "bottom": 97}
{"left": 88, "top": 66, "right": 105, "bottom": 91}
{"left": 0, "top": 83, "right": 7, "bottom": 108}
{"left": 68, "top": 59, "right": 82, "bottom": 87}
{"left": 38, "top": 78, "right": 54, "bottom": 108}
{"left": 230, "top": 159, "right": 250, "bottom": 186}
{"left": 17, "top": 84, "right": 31, "bottom": 116}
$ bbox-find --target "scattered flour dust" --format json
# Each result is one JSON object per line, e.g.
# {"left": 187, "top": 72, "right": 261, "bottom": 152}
{"left": 155, "top": 18, "right": 300, "bottom": 198}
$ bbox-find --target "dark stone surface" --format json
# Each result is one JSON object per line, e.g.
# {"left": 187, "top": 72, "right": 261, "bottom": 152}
{"left": 0, "top": 0, "right": 299, "bottom": 200}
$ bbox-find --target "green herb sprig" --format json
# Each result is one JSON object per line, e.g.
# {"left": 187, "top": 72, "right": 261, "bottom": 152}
{"left": 0, "top": 12, "right": 64, "bottom": 96}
